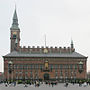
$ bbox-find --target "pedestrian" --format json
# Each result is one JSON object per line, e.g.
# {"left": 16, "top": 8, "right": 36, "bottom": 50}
{"left": 83, "top": 82, "right": 87, "bottom": 87}
{"left": 5, "top": 83, "right": 8, "bottom": 87}
{"left": 49, "top": 82, "right": 50, "bottom": 87}
{"left": 65, "top": 82, "right": 68, "bottom": 87}
{"left": 51, "top": 82, "right": 54, "bottom": 87}
{"left": 14, "top": 81, "right": 16, "bottom": 87}
{"left": 24, "top": 82, "right": 27, "bottom": 87}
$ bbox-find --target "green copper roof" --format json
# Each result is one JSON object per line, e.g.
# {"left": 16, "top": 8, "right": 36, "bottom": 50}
{"left": 10, "top": 8, "right": 20, "bottom": 30}
{"left": 13, "top": 9, "right": 18, "bottom": 20}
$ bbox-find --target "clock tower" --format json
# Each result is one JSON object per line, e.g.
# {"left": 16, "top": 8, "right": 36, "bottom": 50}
{"left": 10, "top": 8, "right": 20, "bottom": 52}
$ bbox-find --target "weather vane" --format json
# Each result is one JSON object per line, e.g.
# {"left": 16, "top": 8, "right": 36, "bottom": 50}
{"left": 14, "top": 0, "right": 17, "bottom": 9}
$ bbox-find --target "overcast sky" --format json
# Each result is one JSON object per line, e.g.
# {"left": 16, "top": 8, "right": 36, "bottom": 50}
{"left": 0, "top": 0, "right": 90, "bottom": 72}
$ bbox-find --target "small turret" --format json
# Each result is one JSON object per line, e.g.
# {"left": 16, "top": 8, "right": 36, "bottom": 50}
{"left": 71, "top": 39, "right": 74, "bottom": 49}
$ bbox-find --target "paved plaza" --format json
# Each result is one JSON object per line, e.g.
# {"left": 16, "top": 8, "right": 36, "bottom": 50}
{"left": 0, "top": 83, "right": 90, "bottom": 90}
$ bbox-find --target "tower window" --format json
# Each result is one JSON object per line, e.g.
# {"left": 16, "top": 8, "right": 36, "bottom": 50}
{"left": 13, "top": 34, "right": 17, "bottom": 38}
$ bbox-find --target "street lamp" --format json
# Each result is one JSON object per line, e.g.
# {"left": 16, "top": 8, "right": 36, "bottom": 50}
{"left": 78, "top": 61, "right": 83, "bottom": 73}
{"left": 8, "top": 61, "right": 13, "bottom": 82}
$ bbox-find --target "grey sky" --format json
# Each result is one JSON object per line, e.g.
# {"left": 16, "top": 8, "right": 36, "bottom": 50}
{"left": 0, "top": 0, "right": 90, "bottom": 72}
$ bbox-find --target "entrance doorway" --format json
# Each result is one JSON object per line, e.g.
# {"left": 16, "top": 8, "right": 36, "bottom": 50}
{"left": 44, "top": 73, "right": 49, "bottom": 80}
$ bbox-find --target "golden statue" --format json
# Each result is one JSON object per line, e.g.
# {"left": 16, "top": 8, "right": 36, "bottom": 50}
{"left": 45, "top": 60, "right": 48, "bottom": 69}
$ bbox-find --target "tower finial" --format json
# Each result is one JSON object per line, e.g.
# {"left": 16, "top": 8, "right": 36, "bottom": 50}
{"left": 45, "top": 34, "right": 46, "bottom": 48}
{"left": 15, "top": 3, "right": 16, "bottom": 10}
{"left": 14, "top": 0, "right": 16, "bottom": 9}
{"left": 71, "top": 38, "right": 73, "bottom": 44}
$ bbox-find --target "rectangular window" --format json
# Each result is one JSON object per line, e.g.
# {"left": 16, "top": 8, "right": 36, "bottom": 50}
{"left": 60, "top": 64, "right": 63, "bottom": 69}
{"left": 27, "top": 65, "right": 30, "bottom": 69}
{"left": 30, "top": 64, "right": 33, "bottom": 70}
{"left": 70, "top": 64, "right": 73, "bottom": 69}
{"left": 16, "top": 71, "right": 18, "bottom": 75}
{"left": 55, "top": 65, "right": 58, "bottom": 72}
{"left": 65, "top": 71, "right": 68, "bottom": 78}
{"left": 35, "top": 64, "right": 38, "bottom": 69}
{"left": 25, "top": 75, "right": 28, "bottom": 79}
{"left": 19, "top": 64, "right": 23, "bottom": 70}
{"left": 30, "top": 71, "right": 33, "bottom": 78}
{"left": 74, "top": 64, "right": 77, "bottom": 70}
{"left": 64, "top": 64, "right": 69, "bottom": 69}
{"left": 19, "top": 71, "right": 22, "bottom": 74}
{"left": 73, "top": 71, "right": 76, "bottom": 78}
{"left": 50, "top": 64, "right": 53, "bottom": 71}
{"left": 19, "top": 76, "right": 22, "bottom": 79}
{"left": 70, "top": 71, "right": 73, "bottom": 76}
{"left": 24, "top": 64, "right": 28, "bottom": 70}
{"left": 55, "top": 65, "right": 58, "bottom": 69}
{"left": 14, "top": 64, "right": 18, "bottom": 69}
{"left": 25, "top": 71, "right": 28, "bottom": 75}
{"left": 55, "top": 71, "right": 58, "bottom": 79}
{"left": 60, "top": 70, "right": 63, "bottom": 77}
{"left": 16, "top": 75, "right": 18, "bottom": 79}
{"left": 40, "top": 65, "right": 43, "bottom": 71}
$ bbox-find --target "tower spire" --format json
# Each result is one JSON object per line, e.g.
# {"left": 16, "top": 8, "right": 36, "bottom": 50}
{"left": 10, "top": 7, "right": 20, "bottom": 30}
{"left": 71, "top": 39, "right": 74, "bottom": 49}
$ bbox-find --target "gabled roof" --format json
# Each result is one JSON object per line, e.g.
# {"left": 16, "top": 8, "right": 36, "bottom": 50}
{"left": 3, "top": 51, "right": 87, "bottom": 58}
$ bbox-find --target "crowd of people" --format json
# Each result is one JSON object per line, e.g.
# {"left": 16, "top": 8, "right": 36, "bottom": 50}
{"left": 4, "top": 80, "right": 58, "bottom": 87}
{"left": 3, "top": 80, "right": 90, "bottom": 88}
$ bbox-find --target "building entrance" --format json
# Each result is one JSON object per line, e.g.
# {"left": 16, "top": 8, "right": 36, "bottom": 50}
{"left": 44, "top": 73, "right": 49, "bottom": 80}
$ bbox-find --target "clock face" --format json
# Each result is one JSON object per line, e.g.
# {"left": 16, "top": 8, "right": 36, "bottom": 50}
{"left": 12, "top": 32, "right": 17, "bottom": 35}
{"left": 44, "top": 48, "right": 48, "bottom": 53}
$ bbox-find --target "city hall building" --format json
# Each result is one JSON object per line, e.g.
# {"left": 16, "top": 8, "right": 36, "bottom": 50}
{"left": 3, "top": 9, "right": 87, "bottom": 81}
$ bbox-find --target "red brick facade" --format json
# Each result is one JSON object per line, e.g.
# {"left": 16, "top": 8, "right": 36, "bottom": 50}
{"left": 3, "top": 8, "right": 87, "bottom": 81}
{"left": 4, "top": 57, "right": 87, "bottom": 80}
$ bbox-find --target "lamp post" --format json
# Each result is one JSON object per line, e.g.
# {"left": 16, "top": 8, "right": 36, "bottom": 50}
{"left": 78, "top": 61, "right": 83, "bottom": 73}
{"left": 8, "top": 61, "right": 13, "bottom": 82}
